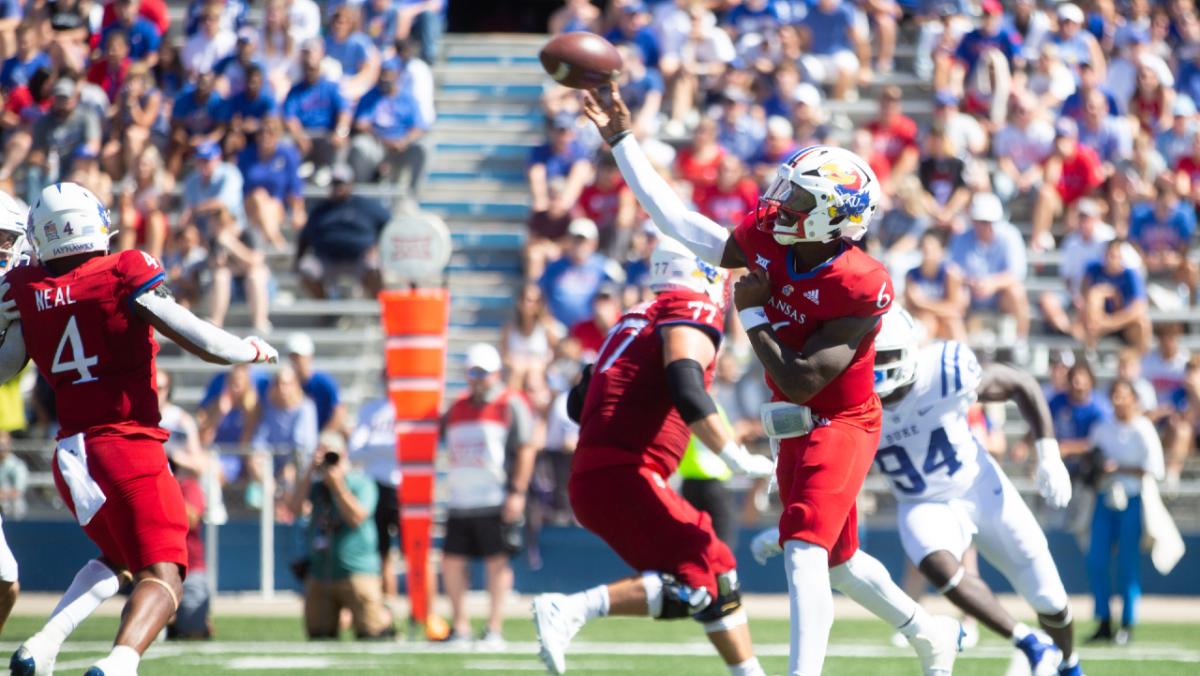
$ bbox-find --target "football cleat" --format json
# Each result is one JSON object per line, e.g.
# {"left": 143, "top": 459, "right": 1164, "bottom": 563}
{"left": 1016, "top": 632, "right": 1063, "bottom": 676}
{"left": 906, "top": 614, "right": 963, "bottom": 676}
{"left": 9, "top": 635, "right": 57, "bottom": 676}
{"left": 1058, "top": 662, "right": 1085, "bottom": 676}
{"left": 532, "top": 593, "right": 586, "bottom": 675}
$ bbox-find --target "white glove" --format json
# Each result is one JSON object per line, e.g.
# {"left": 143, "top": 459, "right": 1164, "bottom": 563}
{"left": 244, "top": 336, "right": 279, "bottom": 364}
{"left": 719, "top": 441, "right": 775, "bottom": 478}
{"left": 1035, "top": 438, "right": 1072, "bottom": 509}
{"left": 0, "top": 279, "right": 17, "bottom": 330}
{"left": 750, "top": 527, "right": 782, "bottom": 565}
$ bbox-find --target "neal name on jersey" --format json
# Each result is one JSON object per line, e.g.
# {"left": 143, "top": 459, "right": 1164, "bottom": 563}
{"left": 877, "top": 341, "right": 987, "bottom": 501}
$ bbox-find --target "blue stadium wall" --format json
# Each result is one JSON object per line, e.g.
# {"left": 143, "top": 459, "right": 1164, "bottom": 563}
{"left": 6, "top": 521, "right": 1200, "bottom": 596}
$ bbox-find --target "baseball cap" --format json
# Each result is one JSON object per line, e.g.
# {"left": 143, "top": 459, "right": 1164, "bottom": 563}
{"left": 236, "top": 27, "right": 257, "bottom": 44}
{"left": 381, "top": 56, "right": 402, "bottom": 73}
{"left": 51, "top": 78, "right": 76, "bottom": 98}
{"left": 285, "top": 332, "right": 315, "bottom": 357}
{"left": 465, "top": 343, "right": 502, "bottom": 374}
{"left": 793, "top": 82, "right": 822, "bottom": 108}
{"left": 933, "top": 90, "right": 959, "bottom": 107}
{"left": 1054, "top": 117, "right": 1078, "bottom": 139}
{"left": 195, "top": 142, "right": 222, "bottom": 160}
{"left": 73, "top": 146, "right": 98, "bottom": 160}
{"left": 568, "top": 217, "right": 599, "bottom": 240}
{"left": 300, "top": 36, "right": 323, "bottom": 53}
{"left": 1057, "top": 3, "right": 1084, "bottom": 24}
{"left": 981, "top": 0, "right": 1003, "bottom": 15}
{"left": 330, "top": 163, "right": 354, "bottom": 184}
{"left": 970, "top": 192, "right": 1003, "bottom": 223}
{"left": 1173, "top": 96, "right": 1197, "bottom": 117}
{"left": 621, "top": 1, "right": 647, "bottom": 14}
{"left": 1076, "top": 198, "right": 1102, "bottom": 217}
{"left": 550, "top": 111, "right": 577, "bottom": 131}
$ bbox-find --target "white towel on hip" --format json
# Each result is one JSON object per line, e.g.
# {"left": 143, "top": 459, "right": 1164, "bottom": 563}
{"left": 56, "top": 433, "right": 106, "bottom": 526}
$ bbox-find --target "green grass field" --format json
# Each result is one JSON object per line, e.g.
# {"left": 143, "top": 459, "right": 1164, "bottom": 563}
{"left": 2, "top": 614, "right": 1196, "bottom": 675}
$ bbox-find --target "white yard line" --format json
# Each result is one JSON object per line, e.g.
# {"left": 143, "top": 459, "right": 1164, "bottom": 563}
{"left": 24, "top": 640, "right": 1200, "bottom": 664}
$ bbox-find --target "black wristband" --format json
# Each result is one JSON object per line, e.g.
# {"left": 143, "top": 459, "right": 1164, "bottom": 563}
{"left": 606, "top": 129, "right": 633, "bottom": 146}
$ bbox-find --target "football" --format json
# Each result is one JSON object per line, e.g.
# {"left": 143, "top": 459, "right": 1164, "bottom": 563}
{"left": 539, "top": 32, "right": 623, "bottom": 89}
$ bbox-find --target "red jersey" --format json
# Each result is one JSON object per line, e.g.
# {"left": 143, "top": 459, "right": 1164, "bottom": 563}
{"left": 575, "top": 290, "right": 725, "bottom": 477}
{"left": 1054, "top": 146, "right": 1103, "bottom": 204}
{"left": 7, "top": 249, "right": 168, "bottom": 441}
{"left": 695, "top": 179, "right": 758, "bottom": 228}
{"left": 731, "top": 211, "right": 893, "bottom": 416}
{"left": 577, "top": 179, "right": 629, "bottom": 228}
{"left": 867, "top": 115, "right": 918, "bottom": 167}
{"left": 675, "top": 146, "right": 725, "bottom": 191}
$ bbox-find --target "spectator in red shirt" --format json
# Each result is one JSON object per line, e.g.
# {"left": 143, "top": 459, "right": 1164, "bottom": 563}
{"left": 674, "top": 117, "right": 725, "bottom": 193}
{"left": 1031, "top": 118, "right": 1104, "bottom": 250}
{"left": 696, "top": 155, "right": 758, "bottom": 228}
{"left": 1174, "top": 133, "right": 1200, "bottom": 205}
{"left": 567, "top": 286, "right": 621, "bottom": 362}
{"left": 866, "top": 85, "right": 919, "bottom": 192}
{"left": 167, "top": 470, "right": 211, "bottom": 639}
{"left": 575, "top": 152, "right": 636, "bottom": 256}
{"left": 87, "top": 30, "right": 131, "bottom": 103}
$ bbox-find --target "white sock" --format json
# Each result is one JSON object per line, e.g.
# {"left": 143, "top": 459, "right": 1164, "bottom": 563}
{"left": 36, "top": 559, "right": 120, "bottom": 648}
{"left": 1061, "top": 652, "right": 1079, "bottom": 667}
{"left": 784, "top": 540, "right": 833, "bottom": 676}
{"left": 97, "top": 645, "right": 140, "bottom": 672}
{"left": 642, "top": 572, "right": 664, "bottom": 618}
{"left": 728, "top": 656, "right": 766, "bottom": 676}
{"left": 829, "top": 550, "right": 919, "bottom": 630}
{"left": 567, "top": 585, "right": 610, "bottom": 621}
{"left": 1011, "top": 622, "right": 1033, "bottom": 644}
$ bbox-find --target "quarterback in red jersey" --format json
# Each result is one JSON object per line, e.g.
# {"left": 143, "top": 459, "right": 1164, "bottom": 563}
{"left": 0, "top": 183, "right": 277, "bottom": 676}
{"left": 532, "top": 236, "right": 774, "bottom": 676}
{"left": 583, "top": 83, "right": 961, "bottom": 676}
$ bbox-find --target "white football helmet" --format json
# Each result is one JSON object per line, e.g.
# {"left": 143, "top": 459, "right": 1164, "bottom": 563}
{"left": 27, "top": 182, "right": 113, "bottom": 262}
{"left": 757, "top": 145, "right": 882, "bottom": 245}
{"left": 648, "top": 235, "right": 727, "bottom": 304}
{"left": 873, "top": 305, "right": 921, "bottom": 399}
{"left": 0, "top": 191, "right": 27, "bottom": 272}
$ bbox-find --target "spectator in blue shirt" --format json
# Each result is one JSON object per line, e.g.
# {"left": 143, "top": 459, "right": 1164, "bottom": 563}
{"left": 237, "top": 116, "right": 304, "bottom": 250}
{"left": 348, "top": 58, "right": 429, "bottom": 193}
{"left": 282, "top": 39, "right": 351, "bottom": 182}
{"left": 1060, "top": 62, "right": 1118, "bottom": 122}
{"left": 180, "top": 140, "right": 246, "bottom": 236}
{"left": 951, "top": 0, "right": 1022, "bottom": 86}
{"left": 614, "top": 44, "right": 662, "bottom": 137}
{"left": 297, "top": 165, "right": 391, "bottom": 298}
{"left": 526, "top": 112, "right": 593, "bottom": 266}
{"left": 604, "top": 3, "right": 660, "bottom": 69}
{"left": 250, "top": 364, "right": 320, "bottom": 482}
{"left": 1081, "top": 239, "right": 1151, "bottom": 352}
{"left": 797, "top": 0, "right": 864, "bottom": 100}
{"left": 723, "top": 0, "right": 782, "bottom": 38}
{"left": 325, "top": 5, "right": 381, "bottom": 102}
{"left": 362, "top": 0, "right": 400, "bottom": 50}
{"left": 221, "top": 63, "right": 276, "bottom": 153}
{"left": 167, "top": 70, "right": 225, "bottom": 176}
{"left": 0, "top": 22, "right": 48, "bottom": 91}
{"left": 1129, "top": 176, "right": 1198, "bottom": 295}
{"left": 213, "top": 29, "right": 263, "bottom": 99}
{"left": 538, "top": 218, "right": 620, "bottom": 327}
{"left": 285, "top": 333, "right": 346, "bottom": 433}
{"left": 103, "top": 0, "right": 162, "bottom": 67}
{"left": 948, "top": 192, "right": 1031, "bottom": 339}
{"left": 1049, "top": 361, "right": 1111, "bottom": 457}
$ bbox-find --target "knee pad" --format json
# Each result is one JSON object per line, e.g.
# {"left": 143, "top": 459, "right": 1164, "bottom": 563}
{"left": 643, "top": 572, "right": 711, "bottom": 620}
{"left": 692, "top": 569, "right": 743, "bottom": 626}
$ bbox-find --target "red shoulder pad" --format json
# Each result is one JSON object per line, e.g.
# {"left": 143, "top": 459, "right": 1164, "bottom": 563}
{"left": 115, "top": 249, "right": 165, "bottom": 299}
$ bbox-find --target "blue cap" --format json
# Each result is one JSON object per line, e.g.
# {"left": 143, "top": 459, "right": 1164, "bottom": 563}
{"left": 550, "top": 111, "right": 577, "bottom": 130}
{"left": 381, "top": 56, "right": 402, "bottom": 73}
{"left": 1054, "top": 117, "right": 1078, "bottom": 139}
{"left": 73, "top": 146, "right": 98, "bottom": 160}
{"left": 933, "top": 90, "right": 959, "bottom": 107}
{"left": 196, "top": 142, "right": 222, "bottom": 160}
{"left": 622, "top": 1, "right": 647, "bottom": 13}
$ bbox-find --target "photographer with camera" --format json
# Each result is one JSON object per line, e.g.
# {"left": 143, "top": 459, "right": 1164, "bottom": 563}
{"left": 288, "top": 432, "right": 393, "bottom": 640}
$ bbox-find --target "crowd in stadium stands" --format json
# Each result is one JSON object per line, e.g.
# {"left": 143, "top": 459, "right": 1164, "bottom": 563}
{"left": 516, "top": 0, "right": 1200, "bottom": 548}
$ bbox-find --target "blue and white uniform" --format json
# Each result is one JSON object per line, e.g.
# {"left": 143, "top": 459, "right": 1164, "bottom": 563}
{"left": 878, "top": 341, "right": 1069, "bottom": 615}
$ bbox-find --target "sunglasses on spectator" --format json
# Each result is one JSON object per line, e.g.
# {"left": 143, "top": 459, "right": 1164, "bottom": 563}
{"left": 467, "top": 367, "right": 492, "bottom": 379}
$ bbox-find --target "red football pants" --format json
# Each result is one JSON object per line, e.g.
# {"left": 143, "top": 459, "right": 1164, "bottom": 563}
{"left": 776, "top": 400, "right": 881, "bottom": 567}
{"left": 53, "top": 434, "right": 189, "bottom": 575}
{"left": 569, "top": 459, "right": 736, "bottom": 599}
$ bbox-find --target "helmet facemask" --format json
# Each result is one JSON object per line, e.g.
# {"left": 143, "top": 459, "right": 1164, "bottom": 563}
{"left": 0, "top": 229, "right": 23, "bottom": 271}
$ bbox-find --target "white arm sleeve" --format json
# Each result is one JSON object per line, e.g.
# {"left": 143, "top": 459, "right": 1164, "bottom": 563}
{"left": 611, "top": 136, "right": 731, "bottom": 266}
{"left": 135, "top": 289, "right": 258, "bottom": 364}
{"left": 0, "top": 323, "right": 26, "bottom": 383}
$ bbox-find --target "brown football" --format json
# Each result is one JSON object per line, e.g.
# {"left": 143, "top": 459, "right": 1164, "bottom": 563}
{"left": 539, "top": 32, "right": 623, "bottom": 89}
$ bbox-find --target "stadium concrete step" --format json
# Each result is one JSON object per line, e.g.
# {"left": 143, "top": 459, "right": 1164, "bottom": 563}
{"left": 438, "top": 82, "right": 545, "bottom": 101}
{"left": 429, "top": 152, "right": 528, "bottom": 175}
{"left": 436, "top": 67, "right": 546, "bottom": 86}
{"left": 450, "top": 229, "right": 525, "bottom": 252}
{"left": 433, "top": 141, "right": 537, "bottom": 158}
{"left": 438, "top": 100, "right": 548, "bottom": 117}
{"left": 428, "top": 168, "right": 526, "bottom": 185}
{"left": 432, "top": 118, "right": 542, "bottom": 134}
{"left": 428, "top": 128, "right": 544, "bottom": 145}
{"left": 423, "top": 199, "right": 528, "bottom": 220}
